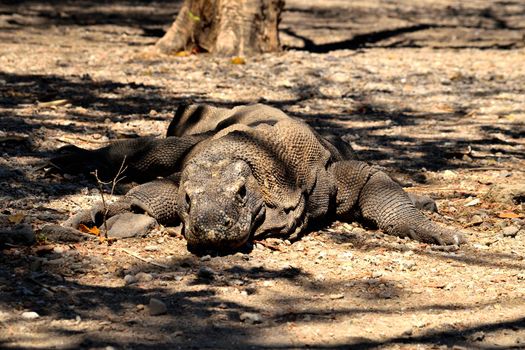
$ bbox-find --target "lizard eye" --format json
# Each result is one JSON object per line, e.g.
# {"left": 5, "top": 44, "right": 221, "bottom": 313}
{"left": 237, "top": 185, "right": 247, "bottom": 202}
{"left": 185, "top": 193, "right": 191, "bottom": 210}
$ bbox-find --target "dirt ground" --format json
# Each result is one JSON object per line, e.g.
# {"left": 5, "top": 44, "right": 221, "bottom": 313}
{"left": 1, "top": 0, "right": 524, "bottom": 349}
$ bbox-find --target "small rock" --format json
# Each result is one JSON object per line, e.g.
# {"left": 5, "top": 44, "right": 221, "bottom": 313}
{"left": 464, "top": 198, "right": 480, "bottom": 207}
{"left": 106, "top": 213, "right": 158, "bottom": 238}
{"left": 171, "top": 331, "right": 184, "bottom": 338}
{"left": 469, "top": 215, "right": 483, "bottom": 226}
{"left": 124, "top": 274, "right": 137, "bottom": 285}
{"left": 329, "top": 293, "right": 345, "bottom": 300}
{"left": 40, "top": 224, "right": 89, "bottom": 243}
{"left": 200, "top": 255, "right": 212, "bottom": 262}
{"left": 442, "top": 170, "right": 458, "bottom": 180}
{"left": 149, "top": 298, "right": 167, "bottom": 316}
{"left": 502, "top": 226, "right": 519, "bottom": 238}
{"left": 319, "top": 86, "right": 343, "bottom": 98}
{"left": 400, "top": 261, "right": 416, "bottom": 270}
{"left": 135, "top": 272, "right": 153, "bottom": 282}
{"left": 21, "top": 311, "right": 39, "bottom": 319}
{"left": 45, "top": 257, "right": 65, "bottom": 266}
{"left": 485, "top": 184, "right": 525, "bottom": 205}
{"left": 328, "top": 72, "right": 349, "bottom": 83}
{"left": 239, "top": 312, "right": 262, "bottom": 324}
{"left": 469, "top": 331, "right": 485, "bottom": 342}
{"left": 401, "top": 328, "right": 413, "bottom": 337}
{"left": 144, "top": 245, "right": 159, "bottom": 252}
{"left": 136, "top": 304, "right": 145, "bottom": 310}
{"left": 53, "top": 246, "right": 66, "bottom": 254}
{"left": 197, "top": 266, "right": 216, "bottom": 279}
{"left": 371, "top": 271, "right": 383, "bottom": 278}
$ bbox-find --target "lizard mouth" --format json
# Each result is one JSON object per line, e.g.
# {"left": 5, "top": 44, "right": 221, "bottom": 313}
{"left": 184, "top": 224, "right": 251, "bottom": 254}
{"left": 184, "top": 202, "right": 266, "bottom": 254}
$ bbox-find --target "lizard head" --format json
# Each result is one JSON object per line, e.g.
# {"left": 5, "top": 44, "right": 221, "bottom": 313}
{"left": 178, "top": 158, "right": 265, "bottom": 252}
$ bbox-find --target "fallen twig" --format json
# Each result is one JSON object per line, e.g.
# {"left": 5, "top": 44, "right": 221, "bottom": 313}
{"left": 253, "top": 239, "right": 285, "bottom": 252}
{"left": 92, "top": 157, "right": 128, "bottom": 240}
{"left": 120, "top": 248, "right": 169, "bottom": 269}
{"left": 28, "top": 277, "right": 58, "bottom": 293}
{"left": 57, "top": 136, "right": 110, "bottom": 145}
{"left": 37, "top": 99, "right": 69, "bottom": 108}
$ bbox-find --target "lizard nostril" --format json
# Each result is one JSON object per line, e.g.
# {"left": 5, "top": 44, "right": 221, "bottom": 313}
{"left": 224, "top": 217, "right": 232, "bottom": 227}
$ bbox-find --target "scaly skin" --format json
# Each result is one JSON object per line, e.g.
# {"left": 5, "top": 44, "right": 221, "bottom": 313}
{"left": 49, "top": 104, "right": 465, "bottom": 251}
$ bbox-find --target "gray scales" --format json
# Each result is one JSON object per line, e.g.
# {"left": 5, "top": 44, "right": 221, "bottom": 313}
{"left": 48, "top": 104, "right": 465, "bottom": 251}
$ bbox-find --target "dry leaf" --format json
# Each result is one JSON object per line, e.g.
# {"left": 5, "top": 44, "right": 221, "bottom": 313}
{"left": 38, "top": 99, "right": 69, "bottom": 107}
{"left": 78, "top": 224, "right": 100, "bottom": 236}
{"left": 188, "top": 11, "right": 201, "bottom": 22}
{"left": 498, "top": 211, "right": 522, "bottom": 219}
{"left": 231, "top": 57, "right": 246, "bottom": 65}
{"left": 8, "top": 213, "right": 25, "bottom": 224}
{"left": 174, "top": 51, "right": 190, "bottom": 57}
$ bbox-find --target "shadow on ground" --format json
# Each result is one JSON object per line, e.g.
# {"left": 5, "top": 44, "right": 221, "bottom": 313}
{"left": 1, "top": 246, "right": 524, "bottom": 349}
{"left": 283, "top": 0, "right": 525, "bottom": 51}
{"left": 1, "top": 1, "right": 525, "bottom": 349}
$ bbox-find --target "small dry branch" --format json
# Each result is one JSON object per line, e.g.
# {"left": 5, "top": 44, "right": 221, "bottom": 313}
{"left": 120, "top": 248, "right": 169, "bottom": 269}
{"left": 92, "top": 157, "right": 128, "bottom": 240}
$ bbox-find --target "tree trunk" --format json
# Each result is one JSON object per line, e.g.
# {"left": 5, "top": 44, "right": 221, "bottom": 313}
{"left": 155, "top": 0, "right": 285, "bottom": 56}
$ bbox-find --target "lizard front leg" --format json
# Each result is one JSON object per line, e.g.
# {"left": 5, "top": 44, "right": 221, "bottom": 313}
{"left": 65, "top": 178, "right": 181, "bottom": 238}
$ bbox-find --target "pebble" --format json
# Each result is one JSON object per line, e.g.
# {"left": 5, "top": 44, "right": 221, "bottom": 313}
{"left": 371, "top": 271, "right": 383, "bottom": 278}
{"left": 200, "top": 255, "right": 212, "bottom": 261}
{"left": 329, "top": 293, "right": 345, "bottom": 300}
{"left": 124, "top": 274, "right": 137, "bottom": 284}
{"left": 469, "top": 331, "right": 486, "bottom": 342}
{"left": 239, "top": 312, "right": 262, "bottom": 324}
{"left": 442, "top": 170, "right": 458, "bottom": 180}
{"left": 469, "top": 215, "right": 483, "bottom": 226}
{"left": 400, "top": 261, "right": 416, "bottom": 270}
{"left": 171, "top": 331, "right": 184, "bottom": 338}
{"left": 464, "top": 198, "right": 480, "bottom": 207}
{"left": 149, "top": 298, "right": 167, "bottom": 316}
{"left": 328, "top": 72, "right": 349, "bottom": 83}
{"left": 21, "top": 311, "right": 40, "bottom": 319}
{"left": 502, "top": 226, "right": 519, "bottom": 237}
{"left": 144, "top": 245, "right": 159, "bottom": 252}
{"left": 197, "top": 266, "right": 216, "bottom": 279}
{"left": 53, "top": 246, "right": 66, "bottom": 254}
{"left": 45, "top": 257, "right": 65, "bottom": 266}
{"left": 135, "top": 272, "right": 153, "bottom": 282}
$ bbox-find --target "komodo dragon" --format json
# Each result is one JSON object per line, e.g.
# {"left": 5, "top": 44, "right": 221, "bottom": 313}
{"left": 48, "top": 104, "right": 465, "bottom": 251}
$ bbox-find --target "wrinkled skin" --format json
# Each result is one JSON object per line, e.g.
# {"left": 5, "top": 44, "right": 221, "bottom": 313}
{"left": 178, "top": 159, "right": 265, "bottom": 251}
{"left": 47, "top": 104, "right": 465, "bottom": 252}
